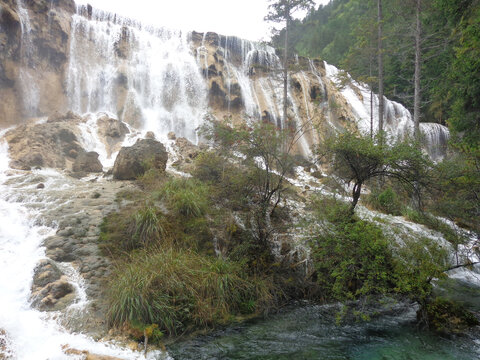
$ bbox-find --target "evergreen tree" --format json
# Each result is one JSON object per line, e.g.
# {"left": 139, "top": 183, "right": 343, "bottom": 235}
{"left": 265, "top": 0, "right": 315, "bottom": 126}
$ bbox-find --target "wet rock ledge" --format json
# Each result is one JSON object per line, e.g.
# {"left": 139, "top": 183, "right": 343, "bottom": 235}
{"left": 32, "top": 174, "right": 137, "bottom": 335}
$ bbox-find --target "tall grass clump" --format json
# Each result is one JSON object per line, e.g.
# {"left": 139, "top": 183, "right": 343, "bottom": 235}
{"left": 130, "top": 204, "right": 165, "bottom": 247}
{"left": 107, "top": 248, "right": 274, "bottom": 336}
{"left": 156, "top": 178, "right": 209, "bottom": 218}
{"left": 99, "top": 203, "right": 166, "bottom": 255}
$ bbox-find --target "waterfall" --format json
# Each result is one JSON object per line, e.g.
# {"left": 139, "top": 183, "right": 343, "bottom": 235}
{"left": 324, "top": 61, "right": 450, "bottom": 159}
{"left": 420, "top": 122, "right": 450, "bottom": 161}
{"left": 0, "top": 131, "right": 163, "bottom": 359}
{"left": 15, "top": 0, "right": 40, "bottom": 117}
{"left": 67, "top": 5, "right": 207, "bottom": 144}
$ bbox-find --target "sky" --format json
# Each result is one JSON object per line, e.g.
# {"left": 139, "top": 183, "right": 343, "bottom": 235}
{"left": 75, "top": 0, "right": 331, "bottom": 41}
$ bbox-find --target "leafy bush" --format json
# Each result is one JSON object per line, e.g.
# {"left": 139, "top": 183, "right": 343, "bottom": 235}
{"left": 311, "top": 218, "right": 396, "bottom": 300}
{"left": 310, "top": 196, "right": 450, "bottom": 305}
{"left": 193, "top": 151, "right": 251, "bottom": 210}
{"left": 99, "top": 203, "right": 167, "bottom": 255}
{"left": 107, "top": 248, "right": 274, "bottom": 335}
{"left": 366, "top": 187, "right": 403, "bottom": 215}
{"left": 402, "top": 208, "right": 467, "bottom": 249}
{"left": 130, "top": 205, "right": 165, "bottom": 247}
{"left": 419, "top": 297, "right": 479, "bottom": 334}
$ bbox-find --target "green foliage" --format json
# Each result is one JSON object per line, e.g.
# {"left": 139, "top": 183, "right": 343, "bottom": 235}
{"left": 274, "top": 0, "right": 480, "bottom": 131}
{"left": 445, "top": 4, "right": 480, "bottom": 150}
{"left": 366, "top": 187, "right": 403, "bottom": 216}
{"left": 310, "top": 195, "right": 451, "bottom": 307}
{"left": 201, "top": 119, "right": 297, "bottom": 246}
{"left": 107, "top": 248, "right": 274, "bottom": 336}
{"left": 193, "top": 151, "right": 251, "bottom": 210}
{"left": 393, "top": 237, "right": 449, "bottom": 303}
{"left": 311, "top": 215, "right": 396, "bottom": 301}
{"left": 99, "top": 204, "right": 166, "bottom": 254}
{"left": 130, "top": 205, "right": 165, "bottom": 247}
{"left": 156, "top": 178, "right": 209, "bottom": 219}
{"left": 420, "top": 297, "right": 479, "bottom": 334}
{"left": 137, "top": 168, "right": 167, "bottom": 190}
{"left": 318, "top": 130, "right": 432, "bottom": 212}
{"left": 431, "top": 152, "right": 480, "bottom": 233}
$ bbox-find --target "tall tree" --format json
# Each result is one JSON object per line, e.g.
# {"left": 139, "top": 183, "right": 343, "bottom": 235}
{"left": 413, "top": 0, "right": 422, "bottom": 139}
{"left": 265, "top": 0, "right": 314, "bottom": 127}
{"left": 377, "top": 0, "right": 384, "bottom": 136}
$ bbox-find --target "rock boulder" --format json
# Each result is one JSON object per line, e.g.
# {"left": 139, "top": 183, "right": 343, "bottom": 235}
{"left": 113, "top": 139, "right": 168, "bottom": 180}
{"left": 31, "top": 260, "right": 75, "bottom": 312}
{"left": 72, "top": 151, "right": 103, "bottom": 173}
{"left": 5, "top": 113, "right": 85, "bottom": 170}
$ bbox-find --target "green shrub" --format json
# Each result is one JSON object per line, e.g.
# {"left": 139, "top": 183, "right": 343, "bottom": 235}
{"left": 99, "top": 204, "right": 166, "bottom": 255}
{"left": 107, "top": 248, "right": 274, "bottom": 335}
{"left": 311, "top": 218, "right": 396, "bottom": 300}
{"left": 137, "top": 168, "right": 167, "bottom": 190}
{"left": 311, "top": 195, "right": 352, "bottom": 225}
{"left": 420, "top": 297, "right": 479, "bottom": 334}
{"left": 366, "top": 187, "right": 403, "bottom": 215}
{"left": 130, "top": 205, "right": 165, "bottom": 247}
{"left": 192, "top": 151, "right": 225, "bottom": 183}
{"left": 402, "top": 208, "right": 467, "bottom": 248}
{"left": 193, "top": 151, "right": 251, "bottom": 210}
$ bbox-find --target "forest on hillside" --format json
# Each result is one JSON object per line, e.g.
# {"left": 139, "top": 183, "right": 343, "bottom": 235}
{"left": 272, "top": 0, "right": 479, "bottom": 151}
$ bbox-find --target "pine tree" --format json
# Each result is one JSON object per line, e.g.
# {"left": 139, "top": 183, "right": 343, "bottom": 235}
{"left": 265, "top": 0, "right": 315, "bottom": 126}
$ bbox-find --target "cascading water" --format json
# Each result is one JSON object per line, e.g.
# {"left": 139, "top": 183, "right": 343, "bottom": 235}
{"left": 67, "top": 5, "right": 207, "bottom": 144}
{"left": 323, "top": 61, "right": 450, "bottom": 159}
{"left": 0, "top": 132, "right": 166, "bottom": 359}
{"left": 14, "top": 0, "right": 40, "bottom": 117}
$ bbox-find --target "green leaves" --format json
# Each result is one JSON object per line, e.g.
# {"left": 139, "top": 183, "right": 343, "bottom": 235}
{"left": 319, "top": 130, "right": 432, "bottom": 212}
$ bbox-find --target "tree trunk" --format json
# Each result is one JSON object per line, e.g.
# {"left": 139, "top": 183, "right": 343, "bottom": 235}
{"left": 413, "top": 0, "right": 422, "bottom": 140}
{"left": 350, "top": 181, "right": 362, "bottom": 213}
{"left": 370, "top": 57, "right": 374, "bottom": 139}
{"left": 283, "top": 6, "right": 289, "bottom": 129}
{"left": 377, "top": 0, "right": 384, "bottom": 137}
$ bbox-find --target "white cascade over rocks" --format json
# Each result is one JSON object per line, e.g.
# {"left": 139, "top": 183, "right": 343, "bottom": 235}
{"left": 0, "top": 132, "right": 168, "bottom": 359}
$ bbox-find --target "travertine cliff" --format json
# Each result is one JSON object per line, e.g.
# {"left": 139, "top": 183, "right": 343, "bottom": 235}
{"left": 0, "top": 0, "right": 449, "bottom": 159}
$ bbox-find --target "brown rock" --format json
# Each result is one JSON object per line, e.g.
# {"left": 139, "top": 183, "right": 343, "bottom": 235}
{"left": 176, "top": 137, "right": 199, "bottom": 160}
{"left": 96, "top": 115, "right": 129, "bottom": 139}
{"left": 145, "top": 131, "right": 156, "bottom": 140}
{"left": 63, "top": 346, "right": 124, "bottom": 360}
{"left": 72, "top": 151, "right": 103, "bottom": 173}
{"left": 113, "top": 139, "right": 168, "bottom": 180}
{"left": 0, "top": 328, "right": 12, "bottom": 358}
{"left": 5, "top": 119, "right": 85, "bottom": 170}
{"left": 47, "top": 111, "right": 82, "bottom": 123}
{"left": 32, "top": 259, "right": 62, "bottom": 288}
{"left": 167, "top": 131, "right": 176, "bottom": 140}
{"left": 31, "top": 276, "right": 75, "bottom": 311}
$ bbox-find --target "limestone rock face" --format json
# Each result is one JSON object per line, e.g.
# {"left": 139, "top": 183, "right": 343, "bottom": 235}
{"left": 5, "top": 112, "right": 85, "bottom": 170}
{"left": 0, "top": 0, "right": 76, "bottom": 126}
{"left": 113, "top": 139, "right": 168, "bottom": 180}
{"left": 176, "top": 137, "right": 199, "bottom": 163}
{"left": 72, "top": 151, "right": 103, "bottom": 173}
